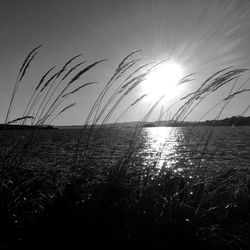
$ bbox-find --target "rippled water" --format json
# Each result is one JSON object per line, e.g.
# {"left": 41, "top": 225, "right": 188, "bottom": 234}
{"left": 1, "top": 126, "right": 249, "bottom": 174}
{"left": 140, "top": 126, "right": 250, "bottom": 172}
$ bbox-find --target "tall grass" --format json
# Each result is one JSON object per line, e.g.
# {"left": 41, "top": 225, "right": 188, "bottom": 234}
{"left": 0, "top": 47, "right": 250, "bottom": 249}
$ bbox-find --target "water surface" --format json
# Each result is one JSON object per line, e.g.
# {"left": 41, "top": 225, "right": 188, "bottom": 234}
{"left": 141, "top": 126, "right": 250, "bottom": 173}
{"left": 1, "top": 126, "right": 249, "bottom": 175}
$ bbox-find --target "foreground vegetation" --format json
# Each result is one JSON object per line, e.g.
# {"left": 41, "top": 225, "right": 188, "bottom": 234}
{"left": 1, "top": 151, "right": 250, "bottom": 249}
{"left": 0, "top": 47, "right": 250, "bottom": 249}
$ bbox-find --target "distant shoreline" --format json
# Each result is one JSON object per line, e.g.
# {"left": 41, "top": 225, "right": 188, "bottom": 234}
{"left": 1, "top": 116, "right": 250, "bottom": 130}
{"left": 0, "top": 124, "right": 57, "bottom": 130}
{"left": 142, "top": 116, "right": 250, "bottom": 127}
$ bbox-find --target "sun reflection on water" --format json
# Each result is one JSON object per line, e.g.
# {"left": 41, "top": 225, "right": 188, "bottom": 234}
{"left": 136, "top": 126, "right": 250, "bottom": 179}
{"left": 143, "top": 127, "right": 182, "bottom": 169}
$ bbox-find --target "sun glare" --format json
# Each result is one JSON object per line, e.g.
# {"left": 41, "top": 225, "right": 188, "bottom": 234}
{"left": 143, "top": 62, "right": 184, "bottom": 102}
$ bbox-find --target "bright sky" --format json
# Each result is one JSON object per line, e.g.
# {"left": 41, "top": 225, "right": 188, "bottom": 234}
{"left": 1, "top": 0, "right": 250, "bottom": 125}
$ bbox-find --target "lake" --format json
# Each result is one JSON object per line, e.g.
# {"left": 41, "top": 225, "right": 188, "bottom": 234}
{"left": 1, "top": 126, "right": 249, "bottom": 176}
{"left": 140, "top": 126, "right": 250, "bottom": 176}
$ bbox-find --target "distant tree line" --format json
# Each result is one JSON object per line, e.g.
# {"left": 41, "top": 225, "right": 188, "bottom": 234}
{"left": 0, "top": 124, "right": 56, "bottom": 130}
{"left": 143, "top": 116, "right": 250, "bottom": 127}
{"left": 200, "top": 116, "right": 250, "bottom": 126}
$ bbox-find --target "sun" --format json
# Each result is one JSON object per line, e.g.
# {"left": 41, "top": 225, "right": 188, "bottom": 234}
{"left": 143, "top": 61, "right": 184, "bottom": 102}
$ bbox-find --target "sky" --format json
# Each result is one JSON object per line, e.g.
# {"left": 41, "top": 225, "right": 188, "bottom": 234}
{"left": 1, "top": 0, "right": 250, "bottom": 125}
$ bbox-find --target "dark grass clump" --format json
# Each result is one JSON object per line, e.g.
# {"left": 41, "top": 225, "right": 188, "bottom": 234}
{"left": 2, "top": 164, "right": 249, "bottom": 249}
